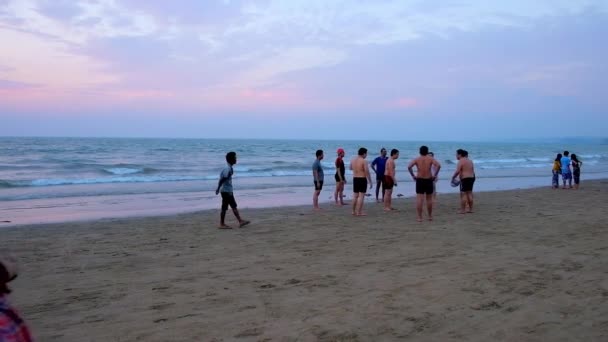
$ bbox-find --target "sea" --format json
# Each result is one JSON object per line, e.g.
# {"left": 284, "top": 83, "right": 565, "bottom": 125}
{"left": 1, "top": 137, "right": 607, "bottom": 226}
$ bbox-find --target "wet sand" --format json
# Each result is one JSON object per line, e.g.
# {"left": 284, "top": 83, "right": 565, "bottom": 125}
{"left": 2, "top": 180, "right": 608, "bottom": 341}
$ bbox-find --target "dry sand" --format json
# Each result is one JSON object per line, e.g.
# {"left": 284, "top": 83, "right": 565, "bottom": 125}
{"left": 2, "top": 180, "right": 608, "bottom": 341}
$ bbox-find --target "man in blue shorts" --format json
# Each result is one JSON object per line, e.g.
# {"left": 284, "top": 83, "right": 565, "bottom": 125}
{"left": 560, "top": 151, "right": 572, "bottom": 189}
{"left": 371, "top": 148, "right": 388, "bottom": 203}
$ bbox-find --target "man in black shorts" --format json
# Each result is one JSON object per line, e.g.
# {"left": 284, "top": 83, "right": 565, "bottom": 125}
{"left": 451, "top": 149, "right": 476, "bottom": 214}
{"left": 407, "top": 146, "right": 441, "bottom": 222}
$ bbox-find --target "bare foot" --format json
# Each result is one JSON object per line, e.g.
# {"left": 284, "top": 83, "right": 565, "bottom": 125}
{"left": 416, "top": 217, "right": 423, "bottom": 222}
{"left": 239, "top": 220, "right": 251, "bottom": 228}
{"left": 428, "top": 217, "right": 433, "bottom": 221}
{"left": 466, "top": 210, "right": 474, "bottom": 213}
{"left": 383, "top": 208, "right": 392, "bottom": 212}
{"left": 218, "top": 224, "right": 232, "bottom": 229}
{"left": 459, "top": 210, "right": 466, "bottom": 214}
{"left": 313, "top": 207, "right": 323, "bottom": 211}
{"left": 357, "top": 213, "right": 368, "bottom": 216}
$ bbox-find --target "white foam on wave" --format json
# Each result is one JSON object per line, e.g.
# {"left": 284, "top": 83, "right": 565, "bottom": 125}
{"left": 103, "top": 167, "right": 144, "bottom": 175}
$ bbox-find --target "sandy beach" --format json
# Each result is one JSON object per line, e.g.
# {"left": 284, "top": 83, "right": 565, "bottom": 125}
{"left": 2, "top": 180, "right": 608, "bottom": 341}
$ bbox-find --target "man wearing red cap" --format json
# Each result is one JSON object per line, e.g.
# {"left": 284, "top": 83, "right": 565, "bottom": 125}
{"left": 334, "top": 148, "right": 347, "bottom": 206}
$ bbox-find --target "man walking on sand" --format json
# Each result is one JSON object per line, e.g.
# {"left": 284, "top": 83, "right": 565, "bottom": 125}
{"left": 215, "top": 152, "right": 250, "bottom": 229}
{"left": 350, "top": 147, "right": 373, "bottom": 216}
{"left": 384, "top": 149, "right": 399, "bottom": 211}
{"left": 408, "top": 146, "right": 441, "bottom": 222}
{"left": 451, "top": 149, "right": 476, "bottom": 214}
{"left": 312, "top": 149, "right": 324, "bottom": 210}
{"left": 371, "top": 148, "right": 389, "bottom": 203}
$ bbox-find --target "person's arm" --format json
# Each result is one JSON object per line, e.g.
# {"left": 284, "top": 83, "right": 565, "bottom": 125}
{"left": 452, "top": 162, "right": 461, "bottom": 181}
{"left": 371, "top": 158, "right": 378, "bottom": 174}
{"left": 215, "top": 173, "right": 226, "bottom": 195}
{"left": 365, "top": 162, "right": 373, "bottom": 188}
{"left": 407, "top": 159, "right": 417, "bottom": 180}
{"left": 432, "top": 160, "right": 441, "bottom": 180}
{"left": 312, "top": 163, "right": 319, "bottom": 183}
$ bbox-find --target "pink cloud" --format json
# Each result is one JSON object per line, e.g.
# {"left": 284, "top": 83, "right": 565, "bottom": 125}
{"left": 390, "top": 97, "right": 421, "bottom": 109}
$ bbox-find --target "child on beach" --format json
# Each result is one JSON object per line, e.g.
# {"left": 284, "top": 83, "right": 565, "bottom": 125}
{"left": 571, "top": 154, "right": 583, "bottom": 190}
{"left": 312, "top": 150, "right": 324, "bottom": 210}
{"left": 215, "top": 152, "right": 250, "bottom": 229}
{"left": 334, "top": 148, "right": 347, "bottom": 206}
{"left": 552, "top": 153, "right": 562, "bottom": 189}
{"left": 1, "top": 255, "right": 33, "bottom": 342}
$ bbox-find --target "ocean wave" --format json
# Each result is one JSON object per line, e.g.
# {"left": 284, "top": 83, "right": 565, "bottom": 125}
{"left": 0, "top": 180, "right": 15, "bottom": 188}
{"left": 473, "top": 158, "right": 528, "bottom": 164}
{"left": 102, "top": 167, "right": 157, "bottom": 175}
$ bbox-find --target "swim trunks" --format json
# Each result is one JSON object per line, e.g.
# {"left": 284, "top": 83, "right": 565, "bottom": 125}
{"left": 460, "top": 177, "right": 475, "bottom": 192}
{"left": 221, "top": 192, "right": 237, "bottom": 210}
{"left": 416, "top": 178, "right": 434, "bottom": 194}
{"left": 384, "top": 175, "right": 395, "bottom": 190}
{"left": 314, "top": 180, "right": 324, "bottom": 191}
{"left": 562, "top": 171, "right": 572, "bottom": 181}
{"left": 353, "top": 177, "right": 367, "bottom": 193}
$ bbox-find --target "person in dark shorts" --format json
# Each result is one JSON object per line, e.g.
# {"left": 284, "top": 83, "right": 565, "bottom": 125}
{"left": 371, "top": 148, "right": 389, "bottom": 203}
{"left": 571, "top": 154, "right": 583, "bottom": 190}
{"left": 334, "top": 148, "right": 347, "bottom": 206}
{"left": 451, "top": 149, "right": 476, "bottom": 214}
{"left": 408, "top": 146, "right": 441, "bottom": 222}
{"left": 350, "top": 147, "right": 373, "bottom": 216}
{"left": 215, "top": 152, "right": 250, "bottom": 229}
{"left": 312, "top": 149, "right": 324, "bottom": 210}
{"left": 383, "top": 149, "right": 399, "bottom": 211}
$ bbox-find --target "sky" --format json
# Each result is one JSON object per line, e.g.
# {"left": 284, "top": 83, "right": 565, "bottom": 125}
{"left": 1, "top": 0, "right": 607, "bottom": 141}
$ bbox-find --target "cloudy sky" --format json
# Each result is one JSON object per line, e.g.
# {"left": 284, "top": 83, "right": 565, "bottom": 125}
{"left": 1, "top": 0, "right": 607, "bottom": 140}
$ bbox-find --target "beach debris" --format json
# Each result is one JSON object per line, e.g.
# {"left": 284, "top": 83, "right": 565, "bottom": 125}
{"left": 285, "top": 278, "right": 302, "bottom": 285}
{"left": 470, "top": 301, "right": 502, "bottom": 310}
{"left": 260, "top": 283, "right": 276, "bottom": 289}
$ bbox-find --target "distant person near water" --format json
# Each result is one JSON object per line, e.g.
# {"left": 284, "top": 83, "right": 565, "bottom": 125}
{"left": 371, "top": 148, "right": 389, "bottom": 203}
{"left": 383, "top": 149, "right": 399, "bottom": 212}
{"left": 1, "top": 255, "right": 33, "bottom": 342}
{"left": 350, "top": 147, "right": 373, "bottom": 216}
{"left": 571, "top": 154, "right": 583, "bottom": 190}
{"left": 429, "top": 151, "right": 439, "bottom": 203}
{"left": 552, "top": 153, "right": 562, "bottom": 189}
{"left": 312, "top": 149, "right": 324, "bottom": 210}
{"left": 560, "top": 151, "right": 572, "bottom": 189}
{"left": 215, "top": 152, "right": 250, "bottom": 229}
{"left": 408, "top": 145, "right": 441, "bottom": 222}
{"left": 334, "top": 148, "right": 347, "bottom": 206}
{"left": 451, "top": 149, "right": 476, "bottom": 214}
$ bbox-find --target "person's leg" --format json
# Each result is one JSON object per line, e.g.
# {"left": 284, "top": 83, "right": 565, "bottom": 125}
{"left": 562, "top": 173, "right": 567, "bottom": 189}
{"left": 339, "top": 182, "right": 346, "bottom": 205}
{"left": 352, "top": 192, "right": 358, "bottom": 215}
{"left": 466, "top": 191, "right": 474, "bottom": 213}
{"left": 568, "top": 174, "right": 573, "bottom": 188}
{"left": 384, "top": 189, "right": 392, "bottom": 210}
{"left": 426, "top": 193, "right": 433, "bottom": 220}
{"left": 334, "top": 182, "right": 338, "bottom": 204}
{"left": 381, "top": 179, "right": 386, "bottom": 201}
{"left": 459, "top": 192, "right": 467, "bottom": 214}
{"left": 219, "top": 194, "right": 231, "bottom": 228}
{"left": 313, "top": 182, "right": 321, "bottom": 209}
{"left": 356, "top": 192, "right": 367, "bottom": 215}
{"left": 416, "top": 194, "right": 424, "bottom": 222}
{"left": 375, "top": 180, "right": 381, "bottom": 202}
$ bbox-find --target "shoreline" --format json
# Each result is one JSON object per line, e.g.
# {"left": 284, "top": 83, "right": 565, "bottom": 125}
{"left": 2, "top": 179, "right": 607, "bottom": 341}
{"left": 2, "top": 176, "right": 607, "bottom": 228}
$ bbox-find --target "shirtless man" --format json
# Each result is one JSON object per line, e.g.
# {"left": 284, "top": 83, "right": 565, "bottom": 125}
{"left": 451, "top": 149, "right": 475, "bottom": 214}
{"left": 408, "top": 146, "right": 441, "bottom": 222}
{"left": 383, "top": 149, "right": 399, "bottom": 211}
{"left": 350, "top": 147, "right": 373, "bottom": 216}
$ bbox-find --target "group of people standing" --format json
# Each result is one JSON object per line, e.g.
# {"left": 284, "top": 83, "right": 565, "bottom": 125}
{"left": 552, "top": 150, "right": 583, "bottom": 190}
{"left": 313, "top": 146, "right": 476, "bottom": 222}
